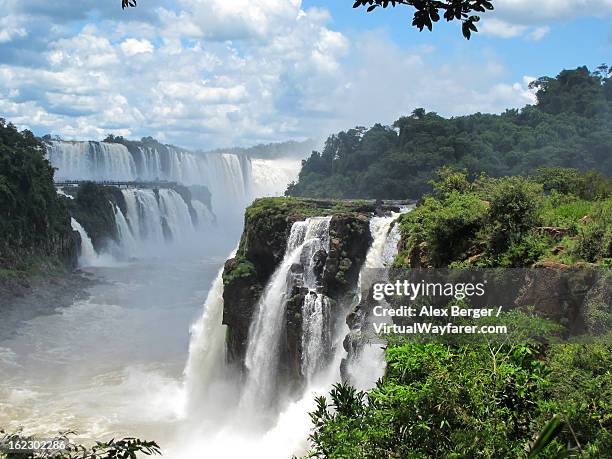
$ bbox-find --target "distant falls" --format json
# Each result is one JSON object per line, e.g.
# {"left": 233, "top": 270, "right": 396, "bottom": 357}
{"left": 47, "top": 140, "right": 254, "bottom": 213}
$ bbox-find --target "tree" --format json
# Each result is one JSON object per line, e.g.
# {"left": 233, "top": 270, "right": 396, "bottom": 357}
{"left": 352, "top": 0, "right": 494, "bottom": 39}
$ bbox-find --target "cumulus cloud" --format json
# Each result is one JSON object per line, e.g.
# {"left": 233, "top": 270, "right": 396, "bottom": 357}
{"left": 480, "top": 0, "right": 611, "bottom": 39}
{"left": 120, "top": 38, "right": 155, "bottom": 56}
{"left": 0, "top": 0, "right": 541, "bottom": 148}
{"left": 480, "top": 18, "right": 550, "bottom": 40}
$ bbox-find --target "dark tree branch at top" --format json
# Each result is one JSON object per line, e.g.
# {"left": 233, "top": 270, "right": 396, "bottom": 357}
{"left": 352, "top": 0, "right": 494, "bottom": 39}
{"left": 119, "top": 0, "right": 494, "bottom": 39}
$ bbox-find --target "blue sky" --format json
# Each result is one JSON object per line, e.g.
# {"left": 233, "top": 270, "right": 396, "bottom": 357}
{"left": 0, "top": 0, "right": 610, "bottom": 149}
{"left": 312, "top": 3, "right": 610, "bottom": 79}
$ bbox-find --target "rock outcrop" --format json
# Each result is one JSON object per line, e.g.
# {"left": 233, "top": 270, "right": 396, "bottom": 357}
{"left": 222, "top": 198, "right": 384, "bottom": 377}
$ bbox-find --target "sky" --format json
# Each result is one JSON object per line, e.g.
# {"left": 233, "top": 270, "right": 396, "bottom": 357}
{"left": 0, "top": 0, "right": 611, "bottom": 149}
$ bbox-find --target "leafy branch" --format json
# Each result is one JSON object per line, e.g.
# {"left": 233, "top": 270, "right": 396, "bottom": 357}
{"left": 352, "top": 0, "right": 495, "bottom": 39}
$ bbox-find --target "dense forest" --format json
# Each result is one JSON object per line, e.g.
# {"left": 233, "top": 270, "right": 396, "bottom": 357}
{"left": 0, "top": 119, "right": 77, "bottom": 279}
{"left": 287, "top": 66, "right": 612, "bottom": 199}
{"left": 308, "top": 169, "right": 611, "bottom": 458}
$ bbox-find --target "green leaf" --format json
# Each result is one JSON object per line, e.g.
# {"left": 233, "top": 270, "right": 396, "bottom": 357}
{"left": 528, "top": 415, "right": 564, "bottom": 458}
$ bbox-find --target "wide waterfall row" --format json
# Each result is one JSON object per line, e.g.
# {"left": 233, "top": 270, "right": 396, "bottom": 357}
{"left": 46, "top": 140, "right": 253, "bottom": 208}
{"left": 67, "top": 188, "right": 213, "bottom": 267}
{"left": 118, "top": 189, "right": 210, "bottom": 254}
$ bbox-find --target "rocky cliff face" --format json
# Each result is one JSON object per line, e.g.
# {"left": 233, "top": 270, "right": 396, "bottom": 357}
{"left": 222, "top": 198, "right": 383, "bottom": 377}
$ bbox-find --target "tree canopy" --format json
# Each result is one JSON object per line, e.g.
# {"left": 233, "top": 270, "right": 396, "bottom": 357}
{"left": 0, "top": 119, "right": 73, "bottom": 272}
{"left": 287, "top": 66, "right": 612, "bottom": 200}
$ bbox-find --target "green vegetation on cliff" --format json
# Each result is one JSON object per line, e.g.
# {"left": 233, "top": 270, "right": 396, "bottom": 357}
{"left": 0, "top": 119, "right": 76, "bottom": 277}
{"left": 288, "top": 66, "right": 612, "bottom": 200}
{"left": 395, "top": 167, "right": 611, "bottom": 269}
{"left": 307, "top": 170, "right": 611, "bottom": 458}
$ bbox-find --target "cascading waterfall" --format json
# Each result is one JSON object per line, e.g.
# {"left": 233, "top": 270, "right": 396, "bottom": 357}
{"left": 70, "top": 218, "right": 99, "bottom": 267}
{"left": 113, "top": 204, "right": 138, "bottom": 256}
{"left": 191, "top": 200, "right": 214, "bottom": 228}
{"left": 114, "top": 188, "right": 200, "bottom": 256}
{"left": 183, "top": 254, "right": 235, "bottom": 413}
{"left": 301, "top": 293, "right": 331, "bottom": 382}
{"left": 343, "top": 211, "right": 405, "bottom": 390}
{"left": 176, "top": 210, "right": 409, "bottom": 458}
{"left": 49, "top": 141, "right": 137, "bottom": 182}
{"left": 158, "top": 189, "right": 194, "bottom": 242}
{"left": 46, "top": 141, "right": 253, "bottom": 210}
{"left": 240, "top": 216, "right": 332, "bottom": 411}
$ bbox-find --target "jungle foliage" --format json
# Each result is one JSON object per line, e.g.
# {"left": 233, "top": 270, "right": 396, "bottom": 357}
{"left": 0, "top": 119, "right": 73, "bottom": 273}
{"left": 307, "top": 169, "right": 611, "bottom": 458}
{"left": 308, "top": 337, "right": 611, "bottom": 458}
{"left": 395, "top": 167, "right": 612, "bottom": 269}
{"left": 287, "top": 66, "right": 612, "bottom": 201}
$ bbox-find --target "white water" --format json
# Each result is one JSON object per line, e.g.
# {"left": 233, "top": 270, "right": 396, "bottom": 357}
{"left": 344, "top": 211, "right": 407, "bottom": 390}
{"left": 158, "top": 189, "right": 194, "bottom": 242}
{"left": 301, "top": 293, "right": 331, "bottom": 382}
{"left": 71, "top": 218, "right": 99, "bottom": 267}
{"left": 191, "top": 200, "right": 214, "bottom": 229}
{"left": 114, "top": 205, "right": 139, "bottom": 256}
{"left": 251, "top": 158, "right": 302, "bottom": 197}
{"left": 47, "top": 141, "right": 253, "bottom": 215}
{"left": 183, "top": 268, "right": 227, "bottom": 409}
{"left": 116, "top": 188, "right": 201, "bottom": 257}
{"left": 240, "top": 216, "right": 332, "bottom": 412}
{"left": 49, "top": 142, "right": 137, "bottom": 182}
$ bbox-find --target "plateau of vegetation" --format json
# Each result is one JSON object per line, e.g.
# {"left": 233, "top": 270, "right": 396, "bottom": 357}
{"left": 395, "top": 167, "right": 611, "bottom": 269}
{"left": 288, "top": 66, "right": 612, "bottom": 200}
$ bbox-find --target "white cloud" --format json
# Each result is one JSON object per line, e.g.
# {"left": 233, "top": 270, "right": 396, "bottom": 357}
{"left": 529, "top": 26, "right": 551, "bottom": 41}
{"left": 479, "top": 0, "right": 612, "bottom": 40}
{"left": 0, "top": 15, "right": 27, "bottom": 43}
{"left": 480, "top": 18, "right": 528, "bottom": 39}
{"left": 0, "top": 1, "right": 542, "bottom": 148}
{"left": 120, "top": 38, "right": 154, "bottom": 56}
{"left": 480, "top": 18, "right": 550, "bottom": 40}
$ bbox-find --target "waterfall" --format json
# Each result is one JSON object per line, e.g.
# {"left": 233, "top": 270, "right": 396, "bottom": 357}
{"left": 48, "top": 141, "right": 136, "bottom": 181}
{"left": 70, "top": 218, "right": 99, "bottom": 267}
{"left": 158, "top": 189, "right": 194, "bottom": 241}
{"left": 117, "top": 188, "right": 199, "bottom": 254}
{"left": 343, "top": 211, "right": 405, "bottom": 390}
{"left": 191, "top": 200, "right": 214, "bottom": 229}
{"left": 46, "top": 141, "right": 254, "bottom": 212}
{"left": 240, "top": 216, "right": 332, "bottom": 410}
{"left": 301, "top": 293, "right": 331, "bottom": 382}
{"left": 113, "top": 204, "right": 138, "bottom": 256}
{"left": 183, "top": 255, "right": 235, "bottom": 413}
